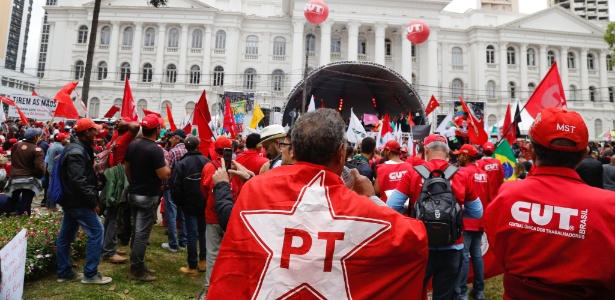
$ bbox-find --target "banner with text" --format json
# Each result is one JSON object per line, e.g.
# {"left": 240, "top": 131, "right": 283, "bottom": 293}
{"left": 7, "top": 94, "right": 56, "bottom": 121}
{"left": 224, "top": 92, "right": 254, "bottom": 134}
{"left": 0, "top": 229, "right": 27, "bottom": 300}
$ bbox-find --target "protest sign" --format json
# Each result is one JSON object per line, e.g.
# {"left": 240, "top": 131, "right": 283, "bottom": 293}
{"left": 6, "top": 94, "right": 56, "bottom": 120}
{"left": 0, "top": 229, "right": 27, "bottom": 300}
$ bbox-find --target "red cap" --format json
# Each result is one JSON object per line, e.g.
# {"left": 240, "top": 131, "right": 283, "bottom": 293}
{"left": 102, "top": 123, "right": 108, "bottom": 128}
{"left": 453, "top": 144, "right": 478, "bottom": 157}
{"left": 482, "top": 142, "right": 495, "bottom": 153}
{"left": 140, "top": 114, "right": 161, "bottom": 129}
{"left": 529, "top": 107, "right": 588, "bottom": 152}
{"left": 214, "top": 136, "right": 232, "bottom": 149}
{"left": 74, "top": 118, "right": 102, "bottom": 132}
{"left": 9, "top": 138, "right": 17, "bottom": 143}
{"left": 424, "top": 134, "right": 446, "bottom": 146}
{"left": 384, "top": 140, "right": 401, "bottom": 153}
{"left": 54, "top": 133, "right": 67, "bottom": 141}
{"left": 401, "top": 147, "right": 408, "bottom": 153}
{"left": 34, "top": 121, "right": 44, "bottom": 127}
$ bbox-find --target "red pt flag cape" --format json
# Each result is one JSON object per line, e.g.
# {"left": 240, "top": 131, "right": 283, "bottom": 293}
{"left": 525, "top": 62, "right": 567, "bottom": 118}
{"left": 208, "top": 163, "right": 429, "bottom": 299}
{"left": 53, "top": 82, "right": 80, "bottom": 119}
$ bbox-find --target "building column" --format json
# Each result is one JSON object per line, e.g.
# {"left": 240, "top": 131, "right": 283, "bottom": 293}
{"left": 347, "top": 20, "right": 360, "bottom": 61}
{"left": 202, "top": 26, "right": 212, "bottom": 86}
{"left": 600, "top": 49, "right": 609, "bottom": 102}
{"left": 226, "top": 28, "right": 240, "bottom": 89}
{"left": 475, "top": 42, "right": 485, "bottom": 101}
{"left": 559, "top": 46, "right": 569, "bottom": 100}
{"left": 155, "top": 23, "right": 167, "bottom": 82}
{"left": 426, "top": 30, "right": 438, "bottom": 100}
{"left": 178, "top": 23, "right": 189, "bottom": 83}
{"left": 108, "top": 21, "right": 121, "bottom": 80}
{"left": 400, "top": 25, "right": 412, "bottom": 84}
{"left": 500, "top": 43, "right": 508, "bottom": 100}
{"left": 580, "top": 48, "right": 589, "bottom": 101}
{"left": 440, "top": 42, "right": 450, "bottom": 99}
{"left": 131, "top": 22, "right": 143, "bottom": 80}
{"left": 539, "top": 44, "right": 548, "bottom": 78}
{"left": 519, "top": 43, "right": 528, "bottom": 99}
{"left": 319, "top": 20, "right": 333, "bottom": 66}
{"left": 374, "top": 23, "right": 386, "bottom": 65}
{"left": 290, "top": 19, "right": 305, "bottom": 88}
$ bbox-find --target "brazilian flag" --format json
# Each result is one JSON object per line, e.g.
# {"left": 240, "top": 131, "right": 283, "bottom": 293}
{"left": 494, "top": 140, "right": 516, "bottom": 181}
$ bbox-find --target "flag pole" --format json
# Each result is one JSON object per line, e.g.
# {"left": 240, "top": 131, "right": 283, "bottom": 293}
{"left": 497, "top": 98, "right": 532, "bottom": 147}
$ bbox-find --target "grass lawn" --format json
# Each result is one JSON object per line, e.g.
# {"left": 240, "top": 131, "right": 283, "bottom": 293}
{"left": 23, "top": 224, "right": 504, "bottom": 299}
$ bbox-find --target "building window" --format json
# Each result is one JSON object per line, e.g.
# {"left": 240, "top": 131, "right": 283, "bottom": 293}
{"left": 451, "top": 78, "right": 463, "bottom": 98}
{"left": 97, "top": 61, "right": 107, "bottom": 80}
{"left": 272, "top": 69, "right": 284, "bottom": 92}
{"left": 527, "top": 48, "right": 536, "bottom": 66}
{"left": 166, "top": 64, "right": 177, "bottom": 83}
{"left": 213, "top": 66, "right": 224, "bottom": 86}
{"left": 215, "top": 30, "right": 226, "bottom": 49}
{"left": 607, "top": 55, "right": 613, "bottom": 71}
{"left": 123, "top": 27, "right": 133, "bottom": 46}
{"left": 528, "top": 82, "right": 536, "bottom": 95}
{"left": 46, "top": 0, "right": 57, "bottom": 5}
{"left": 385, "top": 39, "right": 392, "bottom": 56}
{"left": 144, "top": 28, "right": 156, "bottom": 47}
{"left": 587, "top": 53, "right": 595, "bottom": 70}
{"left": 142, "top": 63, "right": 153, "bottom": 82}
{"left": 306, "top": 34, "right": 316, "bottom": 52}
{"left": 508, "top": 82, "right": 516, "bottom": 99}
{"left": 486, "top": 45, "right": 495, "bottom": 64}
{"left": 567, "top": 52, "right": 575, "bottom": 69}
{"left": 595, "top": 119, "right": 603, "bottom": 137}
{"left": 547, "top": 50, "right": 555, "bottom": 66}
{"left": 190, "top": 65, "right": 201, "bottom": 84}
{"left": 610, "top": 87, "right": 614, "bottom": 102}
{"left": 486, "top": 80, "right": 495, "bottom": 98}
{"left": 331, "top": 35, "right": 341, "bottom": 53}
{"left": 120, "top": 62, "right": 131, "bottom": 81}
{"left": 358, "top": 35, "right": 367, "bottom": 54}
{"left": 185, "top": 101, "right": 196, "bottom": 117}
{"left": 246, "top": 35, "right": 259, "bottom": 55}
{"left": 100, "top": 26, "right": 111, "bottom": 45}
{"left": 161, "top": 101, "right": 172, "bottom": 120}
{"left": 168, "top": 28, "right": 179, "bottom": 47}
{"left": 412, "top": 73, "right": 416, "bottom": 86}
{"left": 569, "top": 85, "right": 577, "bottom": 101}
{"left": 89, "top": 98, "right": 100, "bottom": 118}
{"left": 244, "top": 68, "right": 256, "bottom": 90}
{"left": 507, "top": 47, "right": 516, "bottom": 65}
{"left": 74, "top": 60, "right": 85, "bottom": 79}
{"left": 589, "top": 86, "right": 596, "bottom": 101}
{"left": 452, "top": 47, "right": 463, "bottom": 66}
{"left": 192, "top": 29, "right": 203, "bottom": 48}
{"left": 273, "top": 36, "right": 286, "bottom": 56}
{"left": 137, "top": 99, "right": 147, "bottom": 119}
{"left": 411, "top": 44, "right": 416, "bottom": 58}
{"left": 77, "top": 25, "right": 88, "bottom": 44}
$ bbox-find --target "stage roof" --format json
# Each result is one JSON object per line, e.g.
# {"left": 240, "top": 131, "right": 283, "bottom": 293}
{"left": 282, "top": 61, "right": 427, "bottom": 126}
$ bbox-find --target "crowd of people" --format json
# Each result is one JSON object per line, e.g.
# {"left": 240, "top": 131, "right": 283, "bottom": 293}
{"left": 0, "top": 106, "right": 613, "bottom": 299}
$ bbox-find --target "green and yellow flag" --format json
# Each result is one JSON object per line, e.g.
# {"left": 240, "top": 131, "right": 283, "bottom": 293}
{"left": 249, "top": 103, "right": 265, "bottom": 129}
{"left": 494, "top": 140, "right": 517, "bottom": 181}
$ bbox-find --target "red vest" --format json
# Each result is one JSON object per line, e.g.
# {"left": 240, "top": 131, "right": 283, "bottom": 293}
{"left": 476, "top": 157, "right": 504, "bottom": 201}
{"left": 459, "top": 163, "right": 490, "bottom": 231}
{"left": 377, "top": 162, "right": 414, "bottom": 202}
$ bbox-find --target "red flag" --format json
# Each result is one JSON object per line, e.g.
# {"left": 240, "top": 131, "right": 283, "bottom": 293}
{"left": 15, "top": 106, "right": 28, "bottom": 125}
{"left": 408, "top": 112, "right": 415, "bottom": 126}
{"left": 166, "top": 103, "right": 177, "bottom": 132}
{"left": 459, "top": 96, "right": 488, "bottom": 145}
{"left": 208, "top": 165, "right": 428, "bottom": 299}
{"left": 525, "top": 62, "right": 567, "bottom": 118}
{"left": 142, "top": 108, "right": 161, "bottom": 118}
{"left": 121, "top": 78, "right": 138, "bottom": 122}
{"left": 53, "top": 82, "right": 80, "bottom": 119}
{"left": 103, "top": 105, "right": 121, "bottom": 118}
{"left": 193, "top": 90, "right": 215, "bottom": 155}
{"left": 0, "top": 96, "right": 16, "bottom": 106}
{"left": 32, "top": 90, "right": 38, "bottom": 96}
{"left": 501, "top": 103, "right": 516, "bottom": 145}
{"left": 381, "top": 113, "right": 393, "bottom": 137}
{"left": 424, "top": 95, "right": 440, "bottom": 116}
{"left": 182, "top": 123, "right": 192, "bottom": 135}
{"left": 223, "top": 96, "right": 237, "bottom": 139}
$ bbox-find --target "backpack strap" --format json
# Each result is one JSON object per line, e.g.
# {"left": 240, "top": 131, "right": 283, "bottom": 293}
{"left": 442, "top": 165, "right": 459, "bottom": 180}
{"left": 210, "top": 159, "right": 222, "bottom": 169}
{"left": 414, "top": 165, "right": 431, "bottom": 179}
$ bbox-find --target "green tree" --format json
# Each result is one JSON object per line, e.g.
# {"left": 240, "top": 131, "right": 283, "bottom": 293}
{"left": 604, "top": 22, "right": 615, "bottom": 67}
{"left": 148, "top": 0, "right": 169, "bottom": 7}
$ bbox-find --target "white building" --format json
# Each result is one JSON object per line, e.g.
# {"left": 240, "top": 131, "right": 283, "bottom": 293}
{"left": 35, "top": 0, "right": 615, "bottom": 139}
{"left": 549, "top": 0, "right": 609, "bottom": 21}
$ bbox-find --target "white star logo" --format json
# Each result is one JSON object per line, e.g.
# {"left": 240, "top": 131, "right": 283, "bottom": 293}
{"left": 241, "top": 171, "right": 391, "bottom": 300}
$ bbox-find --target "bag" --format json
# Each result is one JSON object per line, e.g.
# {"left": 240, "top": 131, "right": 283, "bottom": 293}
{"left": 94, "top": 142, "right": 116, "bottom": 189}
{"left": 48, "top": 145, "right": 86, "bottom": 205}
{"left": 345, "top": 157, "right": 375, "bottom": 182}
{"left": 411, "top": 164, "right": 463, "bottom": 247}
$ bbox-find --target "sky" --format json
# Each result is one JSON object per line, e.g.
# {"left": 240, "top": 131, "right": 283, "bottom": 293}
{"left": 22, "top": 0, "right": 615, "bottom": 76}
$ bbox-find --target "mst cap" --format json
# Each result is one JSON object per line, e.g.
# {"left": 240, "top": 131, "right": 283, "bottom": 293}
{"left": 384, "top": 140, "right": 401, "bottom": 154}
{"left": 73, "top": 118, "right": 102, "bottom": 133}
{"left": 482, "top": 142, "right": 495, "bottom": 153}
{"left": 140, "top": 114, "right": 162, "bottom": 129}
{"left": 215, "top": 136, "right": 232, "bottom": 149}
{"left": 529, "top": 107, "right": 588, "bottom": 152}
{"left": 424, "top": 134, "right": 447, "bottom": 146}
{"left": 453, "top": 144, "right": 478, "bottom": 157}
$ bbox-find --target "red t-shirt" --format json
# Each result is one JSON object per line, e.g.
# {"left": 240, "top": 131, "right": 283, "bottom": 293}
{"left": 235, "top": 149, "right": 269, "bottom": 175}
{"left": 376, "top": 161, "right": 414, "bottom": 202}
{"left": 405, "top": 156, "right": 426, "bottom": 167}
{"left": 485, "top": 166, "right": 615, "bottom": 298}
{"left": 108, "top": 131, "right": 136, "bottom": 167}
{"left": 454, "top": 116, "right": 469, "bottom": 137}
{"left": 476, "top": 157, "right": 504, "bottom": 201}
{"left": 201, "top": 156, "right": 239, "bottom": 224}
{"left": 396, "top": 159, "right": 478, "bottom": 245}
{"left": 459, "top": 163, "right": 490, "bottom": 231}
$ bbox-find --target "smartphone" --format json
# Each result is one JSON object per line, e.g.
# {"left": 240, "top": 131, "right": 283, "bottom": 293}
{"left": 223, "top": 148, "right": 233, "bottom": 170}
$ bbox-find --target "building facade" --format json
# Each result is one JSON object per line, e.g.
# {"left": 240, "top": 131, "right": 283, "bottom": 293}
{"left": 35, "top": 0, "right": 615, "bottom": 139}
{"left": 549, "top": 0, "right": 609, "bottom": 21}
{"left": 477, "top": 0, "right": 519, "bottom": 13}
{"left": 0, "top": 0, "right": 35, "bottom": 72}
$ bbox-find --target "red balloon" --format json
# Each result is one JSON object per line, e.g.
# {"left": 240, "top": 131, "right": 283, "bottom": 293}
{"left": 304, "top": 0, "right": 329, "bottom": 25}
{"left": 406, "top": 20, "right": 430, "bottom": 44}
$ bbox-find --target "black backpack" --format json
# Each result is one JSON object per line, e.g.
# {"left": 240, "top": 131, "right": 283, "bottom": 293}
{"left": 411, "top": 165, "right": 463, "bottom": 247}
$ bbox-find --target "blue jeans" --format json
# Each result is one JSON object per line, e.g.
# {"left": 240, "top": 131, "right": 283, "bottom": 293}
{"left": 56, "top": 207, "right": 104, "bottom": 279}
{"left": 163, "top": 190, "right": 186, "bottom": 249}
{"left": 457, "top": 231, "right": 485, "bottom": 296}
{"left": 129, "top": 194, "right": 158, "bottom": 270}
{"left": 184, "top": 213, "right": 206, "bottom": 269}
{"left": 424, "top": 249, "right": 463, "bottom": 300}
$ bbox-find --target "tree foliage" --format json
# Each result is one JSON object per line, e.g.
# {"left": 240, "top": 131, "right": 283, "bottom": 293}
{"left": 604, "top": 22, "right": 615, "bottom": 49}
{"left": 149, "top": 0, "right": 169, "bottom": 7}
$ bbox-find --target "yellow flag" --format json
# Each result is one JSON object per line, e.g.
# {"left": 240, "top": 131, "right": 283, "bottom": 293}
{"left": 249, "top": 103, "right": 265, "bottom": 129}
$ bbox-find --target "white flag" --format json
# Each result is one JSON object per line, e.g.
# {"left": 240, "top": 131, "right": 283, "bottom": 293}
{"left": 435, "top": 112, "right": 456, "bottom": 137}
{"left": 0, "top": 109, "right": 6, "bottom": 123}
{"left": 346, "top": 108, "right": 367, "bottom": 144}
{"left": 307, "top": 95, "right": 316, "bottom": 112}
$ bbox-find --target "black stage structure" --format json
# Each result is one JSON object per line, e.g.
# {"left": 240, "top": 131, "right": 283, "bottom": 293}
{"left": 282, "top": 61, "right": 428, "bottom": 127}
